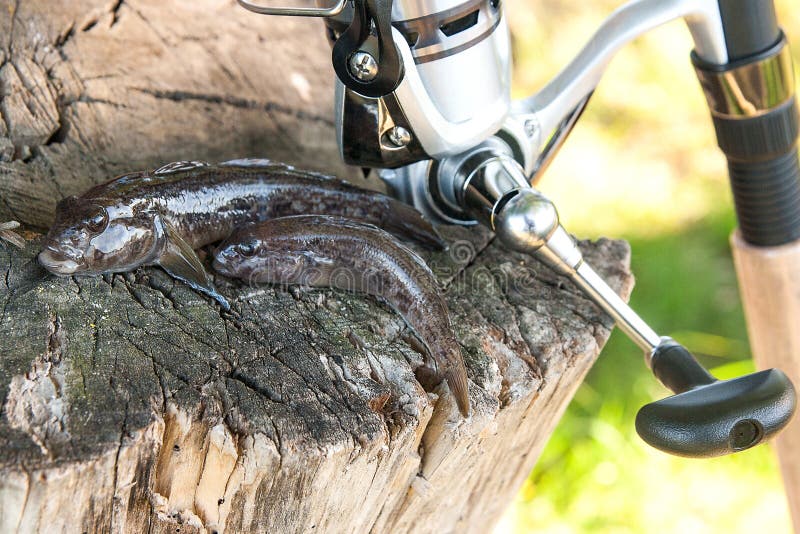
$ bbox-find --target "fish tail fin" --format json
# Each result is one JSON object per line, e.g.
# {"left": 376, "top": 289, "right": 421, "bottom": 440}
{"left": 446, "top": 363, "right": 471, "bottom": 417}
{"left": 158, "top": 219, "right": 230, "bottom": 310}
{"left": 384, "top": 200, "right": 446, "bottom": 250}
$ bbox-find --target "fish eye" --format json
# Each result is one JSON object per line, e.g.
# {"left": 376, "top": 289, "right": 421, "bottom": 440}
{"left": 86, "top": 207, "right": 108, "bottom": 233}
{"left": 236, "top": 242, "right": 256, "bottom": 257}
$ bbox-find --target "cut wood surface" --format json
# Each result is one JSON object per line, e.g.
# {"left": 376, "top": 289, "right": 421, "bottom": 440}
{"left": 0, "top": 1, "right": 634, "bottom": 532}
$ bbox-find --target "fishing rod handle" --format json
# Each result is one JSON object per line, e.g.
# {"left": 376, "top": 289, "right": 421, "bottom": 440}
{"left": 695, "top": 1, "right": 800, "bottom": 247}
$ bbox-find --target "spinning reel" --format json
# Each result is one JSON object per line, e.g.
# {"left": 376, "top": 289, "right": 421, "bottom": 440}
{"left": 239, "top": 0, "right": 798, "bottom": 457}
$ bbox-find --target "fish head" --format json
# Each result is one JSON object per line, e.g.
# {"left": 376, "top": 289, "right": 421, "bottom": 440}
{"left": 213, "top": 235, "right": 263, "bottom": 280}
{"left": 214, "top": 230, "right": 310, "bottom": 286}
{"left": 39, "top": 196, "right": 164, "bottom": 275}
{"left": 214, "top": 227, "right": 334, "bottom": 289}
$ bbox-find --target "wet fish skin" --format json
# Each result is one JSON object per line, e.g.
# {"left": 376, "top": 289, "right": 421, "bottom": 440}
{"left": 38, "top": 159, "right": 444, "bottom": 306}
{"left": 213, "top": 214, "right": 471, "bottom": 417}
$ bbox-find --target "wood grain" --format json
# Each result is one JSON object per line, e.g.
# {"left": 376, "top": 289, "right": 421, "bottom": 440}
{"left": 731, "top": 231, "right": 800, "bottom": 530}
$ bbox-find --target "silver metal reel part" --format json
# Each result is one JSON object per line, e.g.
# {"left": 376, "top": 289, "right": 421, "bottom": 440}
{"left": 455, "top": 152, "right": 662, "bottom": 356}
{"left": 237, "top": 0, "right": 347, "bottom": 17}
{"left": 377, "top": 0, "right": 730, "bottom": 206}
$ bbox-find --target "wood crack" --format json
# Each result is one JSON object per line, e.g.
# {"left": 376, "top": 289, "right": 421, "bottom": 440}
{"left": 109, "top": 397, "right": 130, "bottom": 532}
{"left": 132, "top": 88, "right": 335, "bottom": 127}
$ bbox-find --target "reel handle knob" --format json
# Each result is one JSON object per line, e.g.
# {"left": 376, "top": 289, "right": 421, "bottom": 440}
{"left": 636, "top": 338, "right": 797, "bottom": 457}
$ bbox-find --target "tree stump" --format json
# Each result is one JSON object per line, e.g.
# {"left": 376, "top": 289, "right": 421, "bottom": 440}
{"left": 0, "top": 232, "right": 632, "bottom": 533}
{"left": 0, "top": 1, "right": 635, "bottom": 532}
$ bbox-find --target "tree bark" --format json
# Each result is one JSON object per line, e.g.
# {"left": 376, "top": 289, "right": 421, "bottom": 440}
{"left": 0, "top": 231, "right": 632, "bottom": 533}
{"left": 0, "top": 1, "right": 635, "bottom": 532}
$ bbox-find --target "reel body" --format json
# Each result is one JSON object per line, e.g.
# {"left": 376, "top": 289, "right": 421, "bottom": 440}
{"left": 329, "top": 0, "right": 514, "bottom": 170}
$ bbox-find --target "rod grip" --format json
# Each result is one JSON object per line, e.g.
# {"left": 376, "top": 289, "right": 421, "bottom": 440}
{"left": 694, "top": 35, "right": 800, "bottom": 246}
{"left": 716, "top": 98, "right": 800, "bottom": 246}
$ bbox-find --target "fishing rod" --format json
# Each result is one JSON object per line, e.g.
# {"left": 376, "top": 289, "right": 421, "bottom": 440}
{"left": 237, "top": 0, "right": 798, "bottom": 458}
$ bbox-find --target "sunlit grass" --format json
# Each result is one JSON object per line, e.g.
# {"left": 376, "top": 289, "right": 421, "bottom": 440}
{"left": 499, "top": 0, "right": 799, "bottom": 532}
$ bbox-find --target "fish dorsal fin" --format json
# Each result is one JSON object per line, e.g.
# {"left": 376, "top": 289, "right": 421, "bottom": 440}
{"left": 219, "top": 158, "right": 285, "bottom": 169}
{"left": 154, "top": 161, "right": 210, "bottom": 175}
{"left": 157, "top": 219, "right": 230, "bottom": 309}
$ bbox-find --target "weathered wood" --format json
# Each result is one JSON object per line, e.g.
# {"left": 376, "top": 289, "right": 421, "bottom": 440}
{"left": 0, "top": 0, "right": 362, "bottom": 230}
{"left": 0, "top": 230, "right": 632, "bottom": 533}
{"left": 732, "top": 232, "right": 800, "bottom": 529}
{"left": 0, "top": 1, "right": 635, "bottom": 532}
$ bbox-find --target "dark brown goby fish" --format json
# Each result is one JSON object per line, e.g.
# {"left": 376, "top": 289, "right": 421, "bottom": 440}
{"left": 212, "top": 215, "right": 470, "bottom": 416}
{"left": 38, "top": 159, "right": 444, "bottom": 308}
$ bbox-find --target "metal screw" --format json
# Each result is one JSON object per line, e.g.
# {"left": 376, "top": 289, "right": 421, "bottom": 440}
{"left": 349, "top": 52, "right": 379, "bottom": 82}
{"left": 523, "top": 119, "right": 538, "bottom": 138}
{"left": 387, "top": 126, "right": 412, "bottom": 147}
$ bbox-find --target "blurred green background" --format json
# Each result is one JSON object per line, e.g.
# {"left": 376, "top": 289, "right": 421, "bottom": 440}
{"left": 496, "top": 1, "right": 800, "bottom": 532}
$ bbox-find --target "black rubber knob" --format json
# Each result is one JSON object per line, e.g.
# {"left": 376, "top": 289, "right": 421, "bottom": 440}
{"left": 713, "top": 97, "right": 800, "bottom": 247}
{"left": 635, "top": 339, "right": 796, "bottom": 457}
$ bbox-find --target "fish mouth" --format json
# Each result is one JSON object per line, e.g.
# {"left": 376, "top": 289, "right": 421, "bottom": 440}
{"left": 211, "top": 255, "right": 233, "bottom": 277}
{"left": 38, "top": 247, "right": 84, "bottom": 275}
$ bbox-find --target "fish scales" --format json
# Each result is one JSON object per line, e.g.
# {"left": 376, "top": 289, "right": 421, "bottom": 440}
{"left": 79, "top": 162, "right": 442, "bottom": 249}
{"left": 39, "top": 159, "right": 443, "bottom": 308}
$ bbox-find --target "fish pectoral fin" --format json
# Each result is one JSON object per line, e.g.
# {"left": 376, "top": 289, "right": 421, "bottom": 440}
{"left": 158, "top": 222, "right": 230, "bottom": 310}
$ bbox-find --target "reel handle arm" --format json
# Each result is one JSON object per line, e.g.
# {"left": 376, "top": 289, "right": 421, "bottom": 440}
{"left": 459, "top": 159, "right": 797, "bottom": 457}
